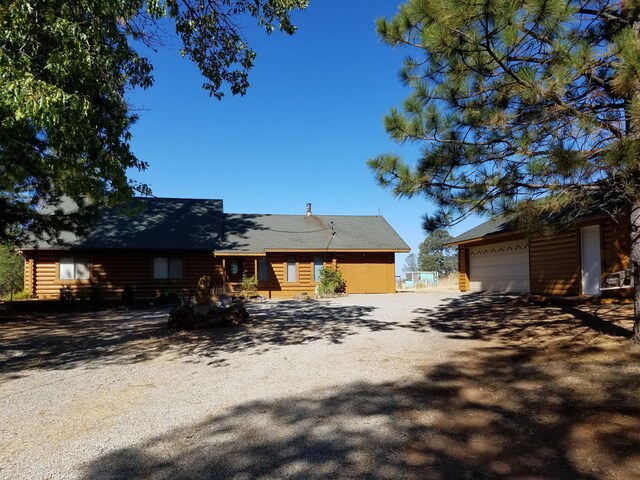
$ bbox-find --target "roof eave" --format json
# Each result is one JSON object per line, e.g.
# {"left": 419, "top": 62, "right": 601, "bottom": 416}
{"left": 444, "top": 230, "right": 524, "bottom": 247}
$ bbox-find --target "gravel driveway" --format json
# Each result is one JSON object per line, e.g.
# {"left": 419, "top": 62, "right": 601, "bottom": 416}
{"left": 0, "top": 292, "right": 469, "bottom": 480}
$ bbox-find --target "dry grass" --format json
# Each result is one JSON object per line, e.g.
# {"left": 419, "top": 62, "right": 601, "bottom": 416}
{"left": 398, "top": 272, "right": 459, "bottom": 292}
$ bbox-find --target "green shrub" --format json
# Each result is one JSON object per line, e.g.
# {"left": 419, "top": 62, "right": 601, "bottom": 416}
{"left": 4, "top": 290, "right": 32, "bottom": 301}
{"left": 121, "top": 284, "right": 135, "bottom": 307}
{"left": 241, "top": 272, "right": 257, "bottom": 297}
{"left": 317, "top": 267, "right": 346, "bottom": 296}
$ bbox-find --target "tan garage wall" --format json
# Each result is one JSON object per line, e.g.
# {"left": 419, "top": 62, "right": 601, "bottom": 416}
{"left": 335, "top": 252, "right": 396, "bottom": 294}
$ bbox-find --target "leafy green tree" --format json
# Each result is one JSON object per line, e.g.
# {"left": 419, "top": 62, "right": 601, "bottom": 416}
{"left": 369, "top": 1, "right": 640, "bottom": 342}
{"left": 1, "top": 0, "right": 307, "bottom": 243}
{"left": 418, "top": 230, "right": 457, "bottom": 275}
{"left": 0, "top": 245, "right": 24, "bottom": 299}
{"left": 403, "top": 253, "right": 417, "bottom": 272}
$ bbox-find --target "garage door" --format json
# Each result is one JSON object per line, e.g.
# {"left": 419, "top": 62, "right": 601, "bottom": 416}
{"left": 469, "top": 240, "right": 530, "bottom": 293}
{"left": 337, "top": 253, "right": 395, "bottom": 293}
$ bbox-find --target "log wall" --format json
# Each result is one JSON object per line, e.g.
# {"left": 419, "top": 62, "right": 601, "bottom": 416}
{"left": 23, "top": 250, "right": 222, "bottom": 300}
{"left": 256, "top": 251, "right": 396, "bottom": 298}
{"left": 23, "top": 250, "right": 399, "bottom": 300}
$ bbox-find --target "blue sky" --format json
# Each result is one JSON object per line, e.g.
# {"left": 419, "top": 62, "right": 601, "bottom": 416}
{"left": 126, "top": 0, "right": 480, "bottom": 272}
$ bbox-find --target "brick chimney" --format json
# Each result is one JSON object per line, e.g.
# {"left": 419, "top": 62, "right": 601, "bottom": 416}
{"left": 306, "top": 203, "right": 312, "bottom": 216}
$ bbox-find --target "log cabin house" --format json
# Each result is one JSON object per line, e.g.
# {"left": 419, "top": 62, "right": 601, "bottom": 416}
{"left": 20, "top": 198, "right": 410, "bottom": 300}
{"left": 446, "top": 211, "right": 631, "bottom": 297}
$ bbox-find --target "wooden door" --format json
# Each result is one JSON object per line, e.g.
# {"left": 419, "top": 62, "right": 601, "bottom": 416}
{"left": 226, "top": 258, "right": 244, "bottom": 283}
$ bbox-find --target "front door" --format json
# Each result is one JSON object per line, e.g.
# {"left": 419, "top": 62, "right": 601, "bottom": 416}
{"left": 581, "top": 225, "right": 601, "bottom": 295}
{"left": 226, "top": 258, "right": 244, "bottom": 283}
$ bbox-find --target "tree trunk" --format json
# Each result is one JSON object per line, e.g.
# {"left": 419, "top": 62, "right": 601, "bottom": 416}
{"left": 631, "top": 196, "right": 640, "bottom": 343}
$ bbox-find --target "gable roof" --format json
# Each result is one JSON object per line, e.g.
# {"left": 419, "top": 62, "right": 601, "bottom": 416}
{"left": 24, "top": 197, "right": 224, "bottom": 250}
{"left": 219, "top": 214, "right": 410, "bottom": 253}
{"left": 446, "top": 216, "right": 518, "bottom": 245}
{"left": 23, "top": 197, "right": 409, "bottom": 253}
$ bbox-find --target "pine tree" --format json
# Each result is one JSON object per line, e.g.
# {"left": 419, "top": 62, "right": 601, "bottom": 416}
{"left": 369, "top": 0, "right": 640, "bottom": 343}
{"left": 418, "top": 230, "right": 457, "bottom": 275}
{"left": 0, "top": 244, "right": 23, "bottom": 299}
{"left": 403, "top": 253, "right": 418, "bottom": 273}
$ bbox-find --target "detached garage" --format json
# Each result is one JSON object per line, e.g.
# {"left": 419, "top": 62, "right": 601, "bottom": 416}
{"left": 447, "top": 212, "right": 630, "bottom": 297}
{"left": 468, "top": 240, "right": 530, "bottom": 293}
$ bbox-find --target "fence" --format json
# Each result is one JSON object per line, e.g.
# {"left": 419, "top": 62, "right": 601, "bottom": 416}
{"left": 402, "top": 271, "right": 439, "bottom": 288}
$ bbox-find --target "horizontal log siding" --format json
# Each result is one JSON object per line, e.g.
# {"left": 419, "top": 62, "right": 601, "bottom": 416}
{"left": 23, "top": 257, "right": 35, "bottom": 296}
{"left": 254, "top": 252, "right": 397, "bottom": 297}
{"left": 256, "top": 253, "right": 323, "bottom": 298}
{"left": 529, "top": 229, "right": 580, "bottom": 295}
{"left": 458, "top": 245, "right": 470, "bottom": 292}
{"left": 602, "top": 216, "right": 630, "bottom": 273}
{"left": 26, "top": 249, "right": 400, "bottom": 300}
{"left": 27, "top": 250, "right": 221, "bottom": 299}
{"left": 334, "top": 252, "right": 396, "bottom": 294}
{"left": 601, "top": 215, "right": 631, "bottom": 299}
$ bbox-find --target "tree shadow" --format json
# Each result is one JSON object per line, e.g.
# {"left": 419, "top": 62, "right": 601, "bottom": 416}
{"left": 0, "top": 300, "right": 383, "bottom": 377}
{"left": 7, "top": 294, "right": 640, "bottom": 478}
{"left": 171, "top": 300, "right": 384, "bottom": 364}
{"left": 80, "top": 339, "right": 640, "bottom": 479}
{"left": 406, "top": 293, "right": 634, "bottom": 345}
{"left": 0, "top": 310, "right": 169, "bottom": 379}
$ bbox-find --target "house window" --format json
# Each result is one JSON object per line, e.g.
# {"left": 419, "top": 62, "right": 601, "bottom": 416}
{"left": 258, "top": 256, "right": 269, "bottom": 282}
{"left": 59, "top": 257, "right": 90, "bottom": 280}
{"left": 153, "top": 257, "right": 183, "bottom": 279}
{"left": 286, "top": 255, "right": 296, "bottom": 282}
{"left": 314, "top": 255, "right": 323, "bottom": 282}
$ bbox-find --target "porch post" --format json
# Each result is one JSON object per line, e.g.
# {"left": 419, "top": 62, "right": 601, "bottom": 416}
{"left": 222, "top": 258, "right": 226, "bottom": 283}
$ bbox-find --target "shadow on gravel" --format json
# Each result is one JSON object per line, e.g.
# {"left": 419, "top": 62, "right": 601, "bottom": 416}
{"left": 165, "top": 300, "right": 381, "bottom": 367}
{"left": 80, "top": 302, "right": 640, "bottom": 480}
{"left": 406, "top": 293, "right": 634, "bottom": 343}
{"left": 0, "top": 301, "right": 381, "bottom": 376}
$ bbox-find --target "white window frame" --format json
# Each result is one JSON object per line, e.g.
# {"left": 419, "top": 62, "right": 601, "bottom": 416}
{"left": 153, "top": 257, "right": 184, "bottom": 280}
{"left": 286, "top": 255, "right": 297, "bottom": 282}
{"left": 59, "top": 257, "right": 90, "bottom": 280}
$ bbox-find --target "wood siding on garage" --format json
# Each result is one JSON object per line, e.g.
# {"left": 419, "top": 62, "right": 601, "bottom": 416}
{"left": 335, "top": 252, "right": 396, "bottom": 294}
{"left": 458, "top": 245, "right": 470, "bottom": 292}
{"left": 456, "top": 213, "right": 631, "bottom": 296}
{"left": 529, "top": 228, "right": 580, "bottom": 295}
{"left": 529, "top": 215, "right": 630, "bottom": 296}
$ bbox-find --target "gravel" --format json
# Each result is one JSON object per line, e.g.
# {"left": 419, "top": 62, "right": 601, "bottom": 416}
{"left": 0, "top": 291, "right": 469, "bottom": 480}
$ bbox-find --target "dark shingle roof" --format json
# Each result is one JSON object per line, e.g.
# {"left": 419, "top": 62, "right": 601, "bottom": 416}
{"left": 219, "top": 214, "right": 410, "bottom": 253}
{"left": 26, "top": 197, "right": 224, "bottom": 250}
{"left": 24, "top": 198, "right": 409, "bottom": 253}
{"left": 447, "top": 216, "right": 518, "bottom": 245}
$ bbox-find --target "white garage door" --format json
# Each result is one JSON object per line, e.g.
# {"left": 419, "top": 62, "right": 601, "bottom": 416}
{"left": 469, "top": 240, "right": 530, "bottom": 293}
